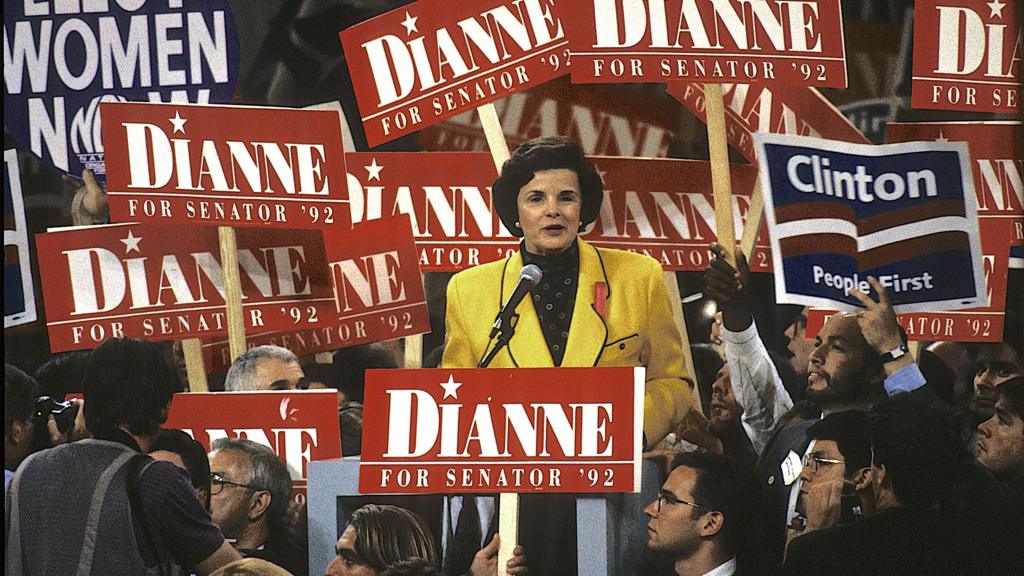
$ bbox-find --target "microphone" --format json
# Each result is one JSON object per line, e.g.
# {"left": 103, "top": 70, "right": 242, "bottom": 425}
{"left": 489, "top": 264, "right": 542, "bottom": 339}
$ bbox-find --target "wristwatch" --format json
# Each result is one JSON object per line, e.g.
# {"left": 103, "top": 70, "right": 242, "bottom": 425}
{"left": 879, "top": 342, "right": 910, "bottom": 363}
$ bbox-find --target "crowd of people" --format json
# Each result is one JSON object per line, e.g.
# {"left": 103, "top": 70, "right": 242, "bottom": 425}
{"left": 3, "top": 138, "right": 1022, "bottom": 576}
{"left": 6, "top": 249, "right": 1021, "bottom": 575}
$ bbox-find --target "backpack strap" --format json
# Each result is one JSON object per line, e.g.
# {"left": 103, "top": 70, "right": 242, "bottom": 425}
{"left": 77, "top": 449, "right": 138, "bottom": 576}
{"left": 5, "top": 449, "right": 47, "bottom": 576}
{"left": 127, "top": 454, "right": 167, "bottom": 576}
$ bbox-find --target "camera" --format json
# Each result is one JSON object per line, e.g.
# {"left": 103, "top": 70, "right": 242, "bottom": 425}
{"left": 33, "top": 396, "right": 79, "bottom": 435}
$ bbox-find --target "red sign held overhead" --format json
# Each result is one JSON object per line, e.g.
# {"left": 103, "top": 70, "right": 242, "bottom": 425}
{"left": 668, "top": 82, "right": 869, "bottom": 163}
{"left": 323, "top": 215, "right": 431, "bottom": 347}
{"left": 345, "top": 152, "right": 766, "bottom": 272}
{"left": 887, "top": 122, "right": 1023, "bottom": 219}
{"left": 806, "top": 121, "right": 1021, "bottom": 342}
{"left": 102, "top": 102, "right": 350, "bottom": 229}
{"left": 911, "top": 0, "right": 1020, "bottom": 114}
{"left": 566, "top": 0, "right": 847, "bottom": 87}
{"left": 339, "top": 0, "right": 571, "bottom": 147}
{"left": 419, "top": 76, "right": 680, "bottom": 158}
{"left": 36, "top": 224, "right": 336, "bottom": 352}
{"left": 164, "top": 390, "right": 341, "bottom": 504}
{"left": 359, "top": 367, "right": 643, "bottom": 494}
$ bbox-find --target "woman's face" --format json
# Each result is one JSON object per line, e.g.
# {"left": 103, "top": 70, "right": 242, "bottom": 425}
{"left": 516, "top": 168, "right": 582, "bottom": 256}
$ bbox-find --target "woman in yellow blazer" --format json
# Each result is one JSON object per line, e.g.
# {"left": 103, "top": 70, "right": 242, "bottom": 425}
{"left": 441, "top": 136, "right": 694, "bottom": 450}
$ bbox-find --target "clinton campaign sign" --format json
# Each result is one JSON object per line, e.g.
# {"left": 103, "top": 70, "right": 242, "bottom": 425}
{"left": 3, "top": 0, "right": 239, "bottom": 177}
{"left": 754, "top": 134, "right": 986, "bottom": 314}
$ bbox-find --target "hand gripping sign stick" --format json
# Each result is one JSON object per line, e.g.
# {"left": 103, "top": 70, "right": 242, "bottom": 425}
{"left": 476, "top": 102, "right": 520, "bottom": 576}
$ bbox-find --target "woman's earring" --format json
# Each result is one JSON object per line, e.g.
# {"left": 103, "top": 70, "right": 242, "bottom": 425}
{"left": 514, "top": 221, "right": 521, "bottom": 229}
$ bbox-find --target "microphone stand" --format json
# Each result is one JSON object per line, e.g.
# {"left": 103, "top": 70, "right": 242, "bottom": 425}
{"left": 478, "top": 311, "right": 518, "bottom": 368}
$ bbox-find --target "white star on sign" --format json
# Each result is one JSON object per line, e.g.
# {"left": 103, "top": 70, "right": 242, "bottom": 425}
{"left": 401, "top": 11, "right": 418, "bottom": 35}
{"left": 987, "top": 0, "right": 1005, "bottom": 18}
{"left": 935, "top": 131, "right": 948, "bottom": 142}
{"left": 365, "top": 158, "right": 384, "bottom": 181}
{"left": 120, "top": 230, "right": 142, "bottom": 254}
{"left": 440, "top": 374, "right": 462, "bottom": 399}
{"left": 169, "top": 111, "right": 187, "bottom": 134}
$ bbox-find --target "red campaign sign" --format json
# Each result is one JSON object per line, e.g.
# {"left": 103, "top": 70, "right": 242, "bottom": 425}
{"left": 667, "top": 82, "right": 869, "bottom": 163}
{"left": 886, "top": 122, "right": 1023, "bottom": 221}
{"left": 339, "top": 0, "right": 571, "bottom": 147}
{"left": 805, "top": 217, "right": 1014, "bottom": 342}
{"left": 418, "top": 76, "right": 680, "bottom": 158}
{"left": 911, "top": 1, "right": 1020, "bottom": 114}
{"left": 323, "top": 215, "right": 431, "bottom": 346}
{"left": 163, "top": 390, "right": 341, "bottom": 504}
{"left": 346, "top": 152, "right": 767, "bottom": 272}
{"left": 359, "top": 367, "right": 643, "bottom": 494}
{"left": 36, "top": 223, "right": 336, "bottom": 352}
{"left": 102, "top": 101, "right": 350, "bottom": 230}
{"left": 566, "top": 0, "right": 847, "bottom": 87}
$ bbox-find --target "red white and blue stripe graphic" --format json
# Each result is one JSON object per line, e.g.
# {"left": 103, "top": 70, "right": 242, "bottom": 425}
{"left": 754, "top": 134, "right": 987, "bottom": 314}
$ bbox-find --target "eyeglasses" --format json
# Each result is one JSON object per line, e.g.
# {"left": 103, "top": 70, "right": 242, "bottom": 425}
{"left": 654, "top": 490, "right": 713, "bottom": 515}
{"left": 801, "top": 453, "right": 846, "bottom": 475}
{"left": 209, "top": 472, "right": 258, "bottom": 495}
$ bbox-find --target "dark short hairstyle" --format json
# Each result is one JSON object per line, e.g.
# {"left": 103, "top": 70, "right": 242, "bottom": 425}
{"left": 806, "top": 410, "right": 871, "bottom": 472}
{"left": 996, "top": 376, "right": 1024, "bottom": 419}
{"left": 491, "top": 136, "right": 603, "bottom": 237}
{"left": 82, "top": 338, "right": 178, "bottom": 438}
{"left": 689, "top": 344, "right": 724, "bottom": 416}
{"left": 347, "top": 504, "right": 439, "bottom": 571}
{"left": 211, "top": 437, "right": 293, "bottom": 536}
{"left": 866, "top": 393, "right": 965, "bottom": 508}
{"left": 918, "top": 348, "right": 957, "bottom": 405}
{"left": 153, "top": 429, "right": 212, "bottom": 506}
{"left": 5, "top": 364, "right": 38, "bottom": 436}
{"left": 670, "top": 451, "right": 763, "bottom": 570}
{"left": 33, "top": 350, "right": 91, "bottom": 398}
{"left": 333, "top": 343, "right": 397, "bottom": 403}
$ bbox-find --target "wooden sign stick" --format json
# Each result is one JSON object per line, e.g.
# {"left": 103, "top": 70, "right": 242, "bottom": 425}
{"left": 663, "top": 271, "right": 703, "bottom": 417}
{"left": 181, "top": 338, "right": 209, "bottom": 392}
{"left": 218, "top": 226, "right": 247, "bottom": 360}
{"left": 404, "top": 273, "right": 427, "bottom": 369}
{"left": 740, "top": 175, "right": 764, "bottom": 260}
{"left": 704, "top": 84, "right": 738, "bottom": 267}
{"left": 475, "top": 102, "right": 517, "bottom": 576}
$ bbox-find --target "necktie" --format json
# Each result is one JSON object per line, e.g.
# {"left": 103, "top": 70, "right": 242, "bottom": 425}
{"left": 443, "top": 495, "right": 482, "bottom": 575}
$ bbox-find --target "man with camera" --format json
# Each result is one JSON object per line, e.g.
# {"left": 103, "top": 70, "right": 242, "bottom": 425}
{"left": 6, "top": 339, "right": 241, "bottom": 575}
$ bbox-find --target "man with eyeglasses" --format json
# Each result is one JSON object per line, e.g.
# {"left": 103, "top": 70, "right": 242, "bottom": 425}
{"left": 208, "top": 437, "right": 306, "bottom": 575}
{"left": 643, "top": 451, "right": 764, "bottom": 576}
{"left": 784, "top": 396, "right": 1018, "bottom": 576}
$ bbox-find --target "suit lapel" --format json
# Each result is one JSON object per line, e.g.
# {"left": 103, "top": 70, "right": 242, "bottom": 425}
{"left": 562, "top": 240, "right": 609, "bottom": 367}
{"left": 503, "top": 252, "right": 554, "bottom": 367}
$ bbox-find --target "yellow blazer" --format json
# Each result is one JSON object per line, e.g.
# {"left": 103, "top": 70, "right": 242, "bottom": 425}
{"left": 442, "top": 239, "right": 694, "bottom": 447}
